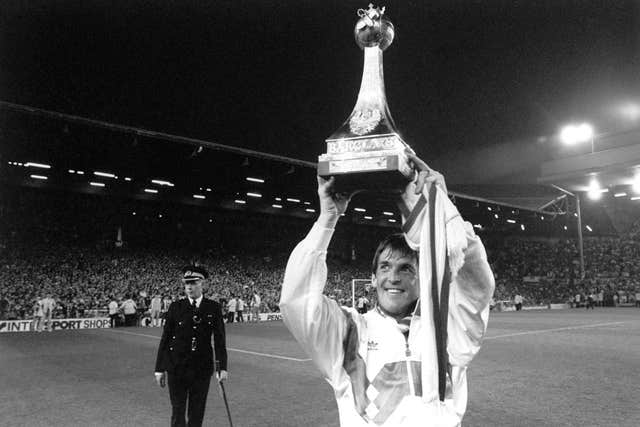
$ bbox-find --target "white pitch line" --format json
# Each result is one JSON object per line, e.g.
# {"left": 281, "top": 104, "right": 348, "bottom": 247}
{"left": 485, "top": 321, "right": 625, "bottom": 340}
{"left": 226, "top": 348, "right": 311, "bottom": 362}
{"left": 103, "top": 328, "right": 311, "bottom": 362}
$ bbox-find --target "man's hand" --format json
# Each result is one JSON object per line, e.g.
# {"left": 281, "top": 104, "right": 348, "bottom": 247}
{"left": 154, "top": 371, "right": 166, "bottom": 388}
{"left": 216, "top": 370, "right": 228, "bottom": 383}
{"left": 317, "top": 176, "right": 356, "bottom": 228}
{"left": 405, "top": 150, "right": 447, "bottom": 195}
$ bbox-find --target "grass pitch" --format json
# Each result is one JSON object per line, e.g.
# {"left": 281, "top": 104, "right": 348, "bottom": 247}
{"left": 1, "top": 308, "right": 639, "bottom": 426}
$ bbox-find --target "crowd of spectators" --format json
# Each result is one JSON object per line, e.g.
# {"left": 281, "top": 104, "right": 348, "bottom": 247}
{"left": 487, "top": 227, "right": 640, "bottom": 306}
{"left": 1, "top": 189, "right": 639, "bottom": 321}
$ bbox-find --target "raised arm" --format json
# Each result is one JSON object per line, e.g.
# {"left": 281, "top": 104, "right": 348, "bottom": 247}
{"left": 279, "top": 177, "right": 355, "bottom": 384}
{"left": 401, "top": 150, "right": 495, "bottom": 367}
{"left": 447, "top": 221, "right": 495, "bottom": 367}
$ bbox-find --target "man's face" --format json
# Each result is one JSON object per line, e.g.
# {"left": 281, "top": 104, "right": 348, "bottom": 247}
{"left": 372, "top": 247, "right": 419, "bottom": 319}
{"left": 184, "top": 280, "right": 203, "bottom": 299}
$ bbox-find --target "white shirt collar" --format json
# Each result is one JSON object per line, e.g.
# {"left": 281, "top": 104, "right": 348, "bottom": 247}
{"left": 190, "top": 295, "right": 203, "bottom": 308}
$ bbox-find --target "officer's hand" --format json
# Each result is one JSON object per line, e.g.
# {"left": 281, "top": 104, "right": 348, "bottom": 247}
{"left": 405, "top": 150, "right": 447, "bottom": 195}
{"left": 154, "top": 372, "right": 166, "bottom": 388}
{"left": 216, "top": 370, "right": 228, "bottom": 383}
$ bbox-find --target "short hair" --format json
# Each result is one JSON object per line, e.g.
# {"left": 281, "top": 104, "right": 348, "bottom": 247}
{"left": 371, "top": 233, "right": 418, "bottom": 275}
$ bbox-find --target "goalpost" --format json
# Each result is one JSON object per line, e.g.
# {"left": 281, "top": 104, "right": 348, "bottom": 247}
{"left": 351, "top": 278, "right": 372, "bottom": 308}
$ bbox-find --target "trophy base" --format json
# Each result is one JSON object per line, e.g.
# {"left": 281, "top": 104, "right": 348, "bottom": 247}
{"left": 317, "top": 154, "right": 413, "bottom": 193}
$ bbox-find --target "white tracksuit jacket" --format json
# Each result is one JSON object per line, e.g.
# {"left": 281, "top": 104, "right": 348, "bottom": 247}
{"left": 280, "top": 221, "right": 494, "bottom": 427}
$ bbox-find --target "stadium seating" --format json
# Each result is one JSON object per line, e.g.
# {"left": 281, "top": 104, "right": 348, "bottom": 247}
{"left": 1, "top": 189, "right": 638, "bottom": 320}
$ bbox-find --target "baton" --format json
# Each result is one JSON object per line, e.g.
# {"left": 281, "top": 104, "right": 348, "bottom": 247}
{"left": 217, "top": 379, "right": 234, "bottom": 427}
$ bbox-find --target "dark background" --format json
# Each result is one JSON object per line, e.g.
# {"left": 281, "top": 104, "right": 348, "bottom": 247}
{"left": 2, "top": 1, "right": 639, "bottom": 165}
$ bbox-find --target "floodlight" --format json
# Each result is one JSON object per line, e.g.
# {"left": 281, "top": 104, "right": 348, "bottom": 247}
{"left": 559, "top": 123, "right": 594, "bottom": 145}
{"left": 587, "top": 178, "right": 605, "bottom": 200}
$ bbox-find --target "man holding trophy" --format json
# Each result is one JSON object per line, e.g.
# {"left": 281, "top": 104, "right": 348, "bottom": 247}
{"left": 281, "top": 5, "right": 495, "bottom": 426}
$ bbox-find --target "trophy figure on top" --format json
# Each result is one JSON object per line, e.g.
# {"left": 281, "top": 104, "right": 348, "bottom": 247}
{"left": 318, "top": 4, "right": 414, "bottom": 193}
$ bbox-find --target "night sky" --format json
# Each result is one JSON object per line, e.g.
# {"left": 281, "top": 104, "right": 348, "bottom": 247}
{"left": 2, "top": 0, "right": 640, "bottom": 175}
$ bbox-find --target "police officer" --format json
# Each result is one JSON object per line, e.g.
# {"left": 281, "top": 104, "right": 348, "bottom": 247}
{"left": 155, "top": 266, "right": 228, "bottom": 427}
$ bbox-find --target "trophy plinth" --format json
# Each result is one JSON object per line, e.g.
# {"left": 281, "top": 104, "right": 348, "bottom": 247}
{"left": 318, "top": 5, "right": 413, "bottom": 194}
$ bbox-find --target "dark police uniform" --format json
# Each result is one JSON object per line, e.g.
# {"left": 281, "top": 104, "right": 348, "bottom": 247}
{"left": 155, "top": 281, "right": 227, "bottom": 427}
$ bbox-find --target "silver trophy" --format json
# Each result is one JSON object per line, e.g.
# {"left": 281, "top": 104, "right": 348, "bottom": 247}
{"left": 318, "top": 4, "right": 414, "bottom": 193}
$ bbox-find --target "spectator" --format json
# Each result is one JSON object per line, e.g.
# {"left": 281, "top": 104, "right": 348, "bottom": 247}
{"left": 120, "top": 295, "right": 138, "bottom": 326}
{"left": 226, "top": 295, "right": 237, "bottom": 323}
{"left": 356, "top": 295, "right": 369, "bottom": 314}
{"left": 514, "top": 293, "right": 523, "bottom": 311}
{"left": 250, "top": 291, "right": 261, "bottom": 322}
{"left": 150, "top": 294, "right": 162, "bottom": 327}
{"left": 108, "top": 297, "right": 119, "bottom": 328}
{"left": 32, "top": 298, "right": 43, "bottom": 332}
{"left": 236, "top": 297, "right": 245, "bottom": 322}
{"left": 39, "top": 293, "right": 56, "bottom": 332}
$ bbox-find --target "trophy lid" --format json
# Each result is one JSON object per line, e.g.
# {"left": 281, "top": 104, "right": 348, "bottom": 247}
{"left": 326, "top": 5, "right": 405, "bottom": 145}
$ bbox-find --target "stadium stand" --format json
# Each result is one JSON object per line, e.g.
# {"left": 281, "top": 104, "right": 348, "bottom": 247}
{"left": 1, "top": 188, "right": 639, "bottom": 321}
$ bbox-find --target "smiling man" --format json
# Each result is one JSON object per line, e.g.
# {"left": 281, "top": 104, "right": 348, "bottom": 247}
{"left": 280, "top": 152, "right": 494, "bottom": 427}
{"left": 371, "top": 237, "right": 419, "bottom": 320}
